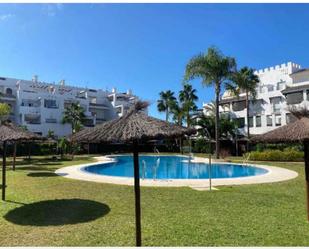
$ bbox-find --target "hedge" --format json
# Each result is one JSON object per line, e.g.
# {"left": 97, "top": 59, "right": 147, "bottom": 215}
{"left": 247, "top": 149, "right": 304, "bottom": 162}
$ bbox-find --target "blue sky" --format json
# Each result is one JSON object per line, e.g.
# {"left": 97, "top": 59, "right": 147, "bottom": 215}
{"left": 0, "top": 3, "right": 309, "bottom": 119}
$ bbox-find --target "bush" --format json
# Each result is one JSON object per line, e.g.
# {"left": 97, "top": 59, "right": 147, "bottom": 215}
{"left": 247, "top": 148, "right": 303, "bottom": 162}
{"left": 253, "top": 143, "right": 303, "bottom": 152}
{"left": 193, "top": 138, "right": 212, "bottom": 153}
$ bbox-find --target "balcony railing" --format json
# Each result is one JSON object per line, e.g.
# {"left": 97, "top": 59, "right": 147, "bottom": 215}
{"left": 0, "top": 93, "right": 16, "bottom": 99}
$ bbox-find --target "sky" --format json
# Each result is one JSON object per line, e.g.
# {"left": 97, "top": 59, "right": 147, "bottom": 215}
{"left": 0, "top": 3, "right": 309, "bottom": 119}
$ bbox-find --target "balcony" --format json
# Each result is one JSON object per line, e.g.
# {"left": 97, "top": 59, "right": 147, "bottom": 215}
{"left": 24, "top": 114, "right": 41, "bottom": 125}
{"left": 21, "top": 99, "right": 41, "bottom": 108}
{"left": 0, "top": 93, "right": 16, "bottom": 100}
{"left": 89, "top": 103, "right": 109, "bottom": 109}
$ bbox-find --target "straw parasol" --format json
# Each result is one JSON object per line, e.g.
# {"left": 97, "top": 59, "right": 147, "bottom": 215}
{"left": 72, "top": 101, "right": 195, "bottom": 246}
{"left": 252, "top": 116, "right": 309, "bottom": 220}
{"left": 0, "top": 122, "right": 44, "bottom": 200}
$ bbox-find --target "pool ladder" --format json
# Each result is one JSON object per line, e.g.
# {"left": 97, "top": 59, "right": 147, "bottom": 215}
{"left": 142, "top": 160, "right": 147, "bottom": 180}
{"left": 153, "top": 158, "right": 160, "bottom": 181}
{"left": 242, "top": 153, "right": 251, "bottom": 166}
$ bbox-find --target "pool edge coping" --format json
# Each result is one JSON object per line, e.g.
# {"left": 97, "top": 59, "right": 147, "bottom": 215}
{"left": 55, "top": 155, "right": 298, "bottom": 187}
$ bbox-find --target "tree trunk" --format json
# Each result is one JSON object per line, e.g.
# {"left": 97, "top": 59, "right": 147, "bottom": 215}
{"left": 2, "top": 141, "right": 7, "bottom": 201}
{"left": 187, "top": 113, "right": 190, "bottom": 128}
{"left": 13, "top": 142, "right": 17, "bottom": 171}
{"left": 235, "top": 133, "right": 238, "bottom": 157}
{"left": 166, "top": 108, "right": 169, "bottom": 122}
{"left": 215, "top": 83, "right": 220, "bottom": 159}
{"left": 28, "top": 142, "right": 31, "bottom": 160}
{"left": 133, "top": 140, "right": 142, "bottom": 246}
{"left": 304, "top": 141, "right": 309, "bottom": 221}
{"left": 246, "top": 91, "right": 250, "bottom": 152}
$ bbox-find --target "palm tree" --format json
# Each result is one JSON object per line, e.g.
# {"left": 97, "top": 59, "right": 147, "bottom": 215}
{"left": 195, "top": 114, "right": 237, "bottom": 140}
{"left": 58, "top": 137, "right": 68, "bottom": 159}
{"left": 47, "top": 129, "right": 55, "bottom": 139}
{"left": 62, "top": 102, "right": 85, "bottom": 134}
{"left": 184, "top": 46, "right": 236, "bottom": 158}
{"left": 171, "top": 101, "right": 184, "bottom": 126}
{"left": 227, "top": 67, "right": 260, "bottom": 151}
{"left": 157, "top": 90, "right": 177, "bottom": 122}
{"left": 179, "top": 83, "right": 198, "bottom": 127}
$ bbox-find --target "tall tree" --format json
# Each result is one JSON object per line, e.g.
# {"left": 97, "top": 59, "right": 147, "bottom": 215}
{"left": 62, "top": 103, "right": 85, "bottom": 134}
{"left": 157, "top": 90, "right": 177, "bottom": 122}
{"left": 184, "top": 46, "right": 236, "bottom": 158}
{"left": 179, "top": 83, "right": 198, "bottom": 127}
{"left": 171, "top": 101, "right": 184, "bottom": 126}
{"left": 195, "top": 114, "right": 237, "bottom": 140}
{"left": 227, "top": 67, "right": 260, "bottom": 151}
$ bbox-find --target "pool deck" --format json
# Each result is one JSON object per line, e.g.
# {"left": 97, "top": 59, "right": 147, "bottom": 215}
{"left": 55, "top": 155, "right": 298, "bottom": 189}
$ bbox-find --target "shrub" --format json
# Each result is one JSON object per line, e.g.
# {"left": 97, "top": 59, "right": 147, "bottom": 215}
{"left": 247, "top": 149, "right": 303, "bottom": 162}
{"left": 193, "top": 138, "right": 212, "bottom": 153}
{"left": 253, "top": 143, "right": 303, "bottom": 152}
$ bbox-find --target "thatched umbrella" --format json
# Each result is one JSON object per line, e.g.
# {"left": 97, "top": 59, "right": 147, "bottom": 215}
{"left": 72, "top": 101, "right": 195, "bottom": 246}
{"left": 0, "top": 122, "right": 44, "bottom": 200}
{"left": 252, "top": 117, "right": 309, "bottom": 220}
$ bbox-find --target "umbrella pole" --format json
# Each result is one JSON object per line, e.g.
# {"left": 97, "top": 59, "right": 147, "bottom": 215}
{"left": 2, "top": 141, "right": 7, "bottom": 201}
{"left": 133, "top": 140, "right": 142, "bottom": 246}
{"left": 304, "top": 141, "right": 309, "bottom": 221}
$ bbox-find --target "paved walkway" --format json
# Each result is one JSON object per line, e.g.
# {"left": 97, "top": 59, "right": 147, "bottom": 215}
{"left": 55, "top": 155, "right": 298, "bottom": 189}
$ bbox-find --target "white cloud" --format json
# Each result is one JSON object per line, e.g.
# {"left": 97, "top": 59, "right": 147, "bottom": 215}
{"left": 0, "top": 14, "right": 15, "bottom": 22}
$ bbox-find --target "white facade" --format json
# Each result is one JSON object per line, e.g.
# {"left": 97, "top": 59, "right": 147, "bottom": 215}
{"left": 202, "top": 62, "right": 309, "bottom": 135}
{"left": 0, "top": 75, "right": 140, "bottom": 137}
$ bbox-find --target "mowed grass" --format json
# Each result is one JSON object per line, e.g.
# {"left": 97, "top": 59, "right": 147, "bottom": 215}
{"left": 0, "top": 154, "right": 309, "bottom": 246}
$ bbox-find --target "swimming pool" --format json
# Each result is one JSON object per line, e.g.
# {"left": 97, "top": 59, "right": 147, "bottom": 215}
{"left": 83, "top": 155, "right": 268, "bottom": 180}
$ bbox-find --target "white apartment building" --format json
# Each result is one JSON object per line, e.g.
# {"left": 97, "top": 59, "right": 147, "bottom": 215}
{"left": 202, "top": 62, "right": 309, "bottom": 135}
{"left": 0, "top": 75, "right": 140, "bottom": 137}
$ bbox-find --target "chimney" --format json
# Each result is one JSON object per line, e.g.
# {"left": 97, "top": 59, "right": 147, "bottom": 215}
{"left": 32, "top": 75, "right": 38, "bottom": 83}
{"left": 60, "top": 79, "right": 65, "bottom": 86}
{"left": 126, "top": 89, "right": 132, "bottom": 95}
{"left": 112, "top": 87, "right": 117, "bottom": 93}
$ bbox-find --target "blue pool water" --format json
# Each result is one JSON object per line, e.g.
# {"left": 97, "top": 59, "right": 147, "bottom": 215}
{"left": 83, "top": 155, "right": 268, "bottom": 180}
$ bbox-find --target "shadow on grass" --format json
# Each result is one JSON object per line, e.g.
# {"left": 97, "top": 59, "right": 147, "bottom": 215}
{"left": 27, "top": 172, "right": 59, "bottom": 177}
{"left": 4, "top": 198, "right": 110, "bottom": 226}
{"left": 11, "top": 156, "right": 93, "bottom": 171}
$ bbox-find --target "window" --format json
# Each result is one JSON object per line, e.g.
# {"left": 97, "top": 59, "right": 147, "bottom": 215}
{"left": 267, "top": 115, "right": 273, "bottom": 126}
{"left": 232, "top": 101, "right": 246, "bottom": 112}
{"left": 267, "top": 85, "right": 274, "bottom": 92}
{"left": 270, "top": 97, "right": 281, "bottom": 113}
{"left": 251, "top": 99, "right": 263, "bottom": 114}
{"left": 44, "top": 99, "right": 58, "bottom": 108}
{"left": 286, "top": 91, "right": 303, "bottom": 105}
{"left": 248, "top": 117, "right": 254, "bottom": 128}
{"left": 259, "top": 86, "right": 265, "bottom": 94}
{"left": 24, "top": 114, "right": 41, "bottom": 124}
{"left": 45, "top": 118, "right": 57, "bottom": 123}
{"left": 286, "top": 113, "right": 297, "bottom": 124}
{"left": 275, "top": 114, "right": 281, "bottom": 126}
{"left": 277, "top": 80, "right": 286, "bottom": 90}
{"left": 256, "top": 116, "right": 261, "bottom": 127}
{"left": 5, "top": 88, "right": 12, "bottom": 95}
{"left": 236, "top": 118, "right": 245, "bottom": 128}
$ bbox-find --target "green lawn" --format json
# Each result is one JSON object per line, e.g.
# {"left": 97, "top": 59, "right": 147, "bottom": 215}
{"left": 0, "top": 154, "right": 308, "bottom": 246}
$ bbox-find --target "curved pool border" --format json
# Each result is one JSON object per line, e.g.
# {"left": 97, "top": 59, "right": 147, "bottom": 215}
{"left": 55, "top": 155, "right": 298, "bottom": 188}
